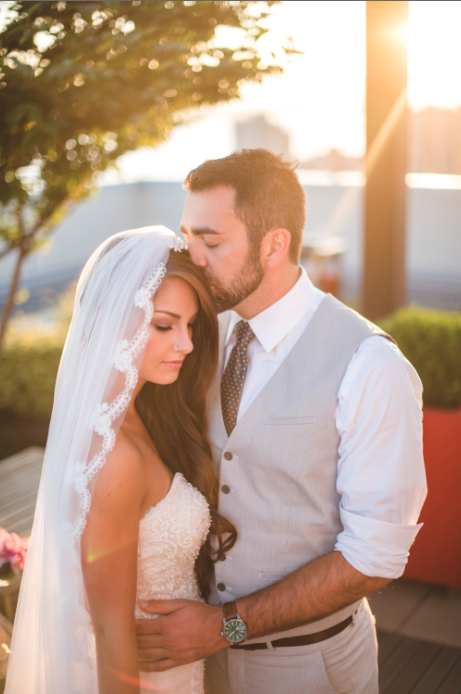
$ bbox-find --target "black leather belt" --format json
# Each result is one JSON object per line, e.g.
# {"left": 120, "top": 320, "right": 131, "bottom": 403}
{"left": 230, "top": 613, "right": 354, "bottom": 651}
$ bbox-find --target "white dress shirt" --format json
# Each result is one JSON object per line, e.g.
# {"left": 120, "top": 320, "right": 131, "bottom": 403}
{"left": 223, "top": 268, "right": 427, "bottom": 579}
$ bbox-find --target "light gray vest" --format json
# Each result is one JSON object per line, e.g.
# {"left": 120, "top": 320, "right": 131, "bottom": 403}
{"left": 207, "top": 294, "right": 392, "bottom": 642}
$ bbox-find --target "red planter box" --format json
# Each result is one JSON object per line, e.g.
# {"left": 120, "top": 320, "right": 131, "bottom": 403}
{"left": 404, "top": 406, "right": 461, "bottom": 588}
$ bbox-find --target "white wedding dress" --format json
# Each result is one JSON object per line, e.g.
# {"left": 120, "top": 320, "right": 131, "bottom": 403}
{"left": 134, "top": 472, "right": 211, "bottom": 694}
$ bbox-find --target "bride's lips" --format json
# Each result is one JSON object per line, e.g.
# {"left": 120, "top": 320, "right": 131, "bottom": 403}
{"left": 163, "top": 360, "right": 184, "bottom": 369}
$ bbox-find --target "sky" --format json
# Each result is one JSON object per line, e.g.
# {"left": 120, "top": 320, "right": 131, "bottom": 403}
{"left": 102, "top": 0, "right": 461, "bottom": 184}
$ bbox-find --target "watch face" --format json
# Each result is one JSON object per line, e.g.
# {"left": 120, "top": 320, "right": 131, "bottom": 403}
{"left": 224, "top": 619, "right": 247, "bottom": 643}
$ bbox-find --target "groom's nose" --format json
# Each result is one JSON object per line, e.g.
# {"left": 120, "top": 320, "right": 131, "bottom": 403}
{"left": 187, "top": 237, "right": 207, "bottom": 267}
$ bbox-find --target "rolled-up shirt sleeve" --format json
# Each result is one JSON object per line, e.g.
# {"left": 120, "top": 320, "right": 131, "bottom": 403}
{"left": 334, "top": 336, "right": 427, "bottom": 579}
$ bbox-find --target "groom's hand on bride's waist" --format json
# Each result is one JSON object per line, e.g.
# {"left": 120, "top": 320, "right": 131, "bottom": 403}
{"left": 135, "top": 599, "right": 228, "bottom": 672}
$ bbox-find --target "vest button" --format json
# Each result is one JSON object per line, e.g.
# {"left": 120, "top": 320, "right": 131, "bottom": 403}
{"left": 223, "top": 451, "right": 233, "bottom": 461}
{"left": 221, "top": 485, "right": 230, "bottom": 494}
{"left": 217, "top": 582, "right": 226, "bottom": 591}
{"left": 219, "top": 555, "right": 227, "bottom": 561}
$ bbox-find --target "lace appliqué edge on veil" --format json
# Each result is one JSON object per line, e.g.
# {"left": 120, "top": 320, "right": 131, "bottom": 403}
{"left": 72, "top": 261, "right": 167, "bottom": 540}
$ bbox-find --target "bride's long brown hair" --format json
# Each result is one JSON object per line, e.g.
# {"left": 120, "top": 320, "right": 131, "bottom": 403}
{"left": 135, "top": 249, "right": 237, "bottom": 599}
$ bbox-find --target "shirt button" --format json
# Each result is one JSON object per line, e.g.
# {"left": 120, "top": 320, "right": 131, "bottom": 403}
{"left": 221, "top": 485, "right": 230, "bottom": 494}
{"left": 223, "top": 451, "right": 233, "bottom": 461}
{"left": 219, "top": 555, "right": 227, "bottom": 561}
{"left": 245, "top": 356, "right": 251, "bottom": 364}
{"left": 217, "top": 582, "right": 226, "bottom": 591}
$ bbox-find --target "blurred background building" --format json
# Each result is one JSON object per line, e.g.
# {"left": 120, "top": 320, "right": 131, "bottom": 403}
{"left": 236, "top": 115, "right": 290, "bottom": 156}
{"left": 297, "top": 107, "right": 461, "bottom": 174}
{"left": 409, "top": 107, "right": 461, "bottom": 174}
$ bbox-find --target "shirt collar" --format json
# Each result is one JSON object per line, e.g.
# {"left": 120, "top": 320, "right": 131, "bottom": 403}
{"left": 225, "top": 267, "right": 317, "bottom": 353}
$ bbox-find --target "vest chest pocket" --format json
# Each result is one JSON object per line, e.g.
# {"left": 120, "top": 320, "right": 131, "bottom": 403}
{"left": 260, "top": 414, "right": 334, "bottom": 485}
{"left": 266, "top": 416, "right": 317, "bottom": 425}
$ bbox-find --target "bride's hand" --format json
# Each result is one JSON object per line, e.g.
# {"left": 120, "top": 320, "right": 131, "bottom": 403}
{"left": 135, "top": 599, "right": 228, "bottom": 672}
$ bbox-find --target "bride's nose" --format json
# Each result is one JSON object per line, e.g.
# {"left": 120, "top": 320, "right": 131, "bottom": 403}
{"left": 174, "top": 328, "right": 194, "bottom": 355}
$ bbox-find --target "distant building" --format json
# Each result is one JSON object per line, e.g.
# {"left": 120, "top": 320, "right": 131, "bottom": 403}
{"left": 236, "top": 115, "right": 290, "bottom": 156}
{"left": 297, "top": 108, "right": 461, "bottom": 175}
{"left": 409, "top": 107, "right": 461, "bottom": 175}
{"left": 298, "top": 149, "right": 362, "bottom": 171}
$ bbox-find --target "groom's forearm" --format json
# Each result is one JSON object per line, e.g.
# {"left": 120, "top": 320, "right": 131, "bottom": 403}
{"left": 236, "top": 551, "right": 390, "bottom": 640}
{"left": 135, "top": 551, "right": 390, "bottom": 669}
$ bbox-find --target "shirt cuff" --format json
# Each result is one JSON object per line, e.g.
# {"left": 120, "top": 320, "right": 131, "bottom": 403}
{"left": 335, "top": 505, "right": 423, "bottom": 579}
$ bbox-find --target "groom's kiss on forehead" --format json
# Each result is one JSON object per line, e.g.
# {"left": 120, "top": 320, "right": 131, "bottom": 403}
{"left": 179, "top": 149, "right": 307, "bottom": 316}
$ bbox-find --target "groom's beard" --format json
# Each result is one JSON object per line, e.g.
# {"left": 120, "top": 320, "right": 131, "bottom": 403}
{"left": 206, "top": 246, "right": 264, "bottom": 313}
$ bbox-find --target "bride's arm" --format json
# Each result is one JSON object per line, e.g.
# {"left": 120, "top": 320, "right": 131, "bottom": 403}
{"left": 81, "top": 436, "right": 145, "bottom": 694}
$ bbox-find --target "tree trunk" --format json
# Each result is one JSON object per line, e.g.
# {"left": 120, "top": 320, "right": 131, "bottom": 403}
{"left": 0, "top": 246, "right": 28, "bottom": 357}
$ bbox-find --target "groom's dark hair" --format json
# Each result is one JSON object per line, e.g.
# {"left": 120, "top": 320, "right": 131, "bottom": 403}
{"left": 184, "top": 148, "right": 306, "bottom": 264}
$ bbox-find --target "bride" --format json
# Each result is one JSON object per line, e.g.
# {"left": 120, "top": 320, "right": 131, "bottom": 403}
{"left": 5, "top": 226, "right": 236, "bottom": 694}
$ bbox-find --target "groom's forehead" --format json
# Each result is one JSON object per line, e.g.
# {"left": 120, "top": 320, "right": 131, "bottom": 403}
{"left": 185, "top": 185, "right": 237, "bottom": 212}
{"left": 180, "top": 187, "right": 243, "bottom": 232}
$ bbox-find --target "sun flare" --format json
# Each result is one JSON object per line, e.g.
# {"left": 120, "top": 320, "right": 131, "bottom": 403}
{"left": 408, "top": 1, "right": 461, "bottom": 111}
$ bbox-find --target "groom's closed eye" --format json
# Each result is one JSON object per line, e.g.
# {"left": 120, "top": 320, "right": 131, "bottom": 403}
{"left": 180, "top": 226, "right": 223, "bottom": 246}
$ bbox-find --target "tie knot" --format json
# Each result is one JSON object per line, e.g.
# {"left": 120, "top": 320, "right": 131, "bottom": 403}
{"left": 234, "top": 320, "right": 255, "bottom": 349}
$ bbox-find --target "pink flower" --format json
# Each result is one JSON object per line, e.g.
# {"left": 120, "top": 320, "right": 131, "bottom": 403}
{"left": 0, "top": 528, "right": 29, "bottom": 571}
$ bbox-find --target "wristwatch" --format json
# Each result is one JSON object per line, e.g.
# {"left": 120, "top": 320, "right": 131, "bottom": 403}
{"left": 221, "top": 600, "right": 247, "bottom": 644}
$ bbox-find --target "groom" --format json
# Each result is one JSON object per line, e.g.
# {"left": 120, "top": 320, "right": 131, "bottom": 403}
{"left": 136, "top": 149, "right": 426, "bottom": 693}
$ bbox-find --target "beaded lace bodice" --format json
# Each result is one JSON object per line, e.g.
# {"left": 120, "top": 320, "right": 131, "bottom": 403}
{"left": 88, "top": 473, "right": 210, "bottom": 694}
{"left": 134, "top": 473, "right": 211, "bottom": 619}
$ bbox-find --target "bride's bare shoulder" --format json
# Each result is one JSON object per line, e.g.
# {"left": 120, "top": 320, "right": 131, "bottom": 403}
{"left": 90, "top": 428, "right": 145, "bottom": 516}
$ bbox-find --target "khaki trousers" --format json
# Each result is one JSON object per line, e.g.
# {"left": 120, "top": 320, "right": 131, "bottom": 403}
{"left": 205, "top": 600, "right": 378, "bottom": 694}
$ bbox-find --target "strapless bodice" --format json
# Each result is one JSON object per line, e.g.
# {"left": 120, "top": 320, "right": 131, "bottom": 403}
{"left": 135, "top": 473, "right": 211, "bottom": 619}
{"left": 88, "top": 473, "right": 210, "bottom": 694}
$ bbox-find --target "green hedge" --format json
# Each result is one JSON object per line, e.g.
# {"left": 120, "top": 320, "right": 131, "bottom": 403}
{"left": 0, "top": 290, "right": 73, "bottom": 420}
{"left": 0, "top": 332, "right": 64, "bottom": 420}
{"left": 0, "top": 305, "right": 460, "bottom": 419}
{"left": 379, "top": 306, "right": 461, "bottom": 409}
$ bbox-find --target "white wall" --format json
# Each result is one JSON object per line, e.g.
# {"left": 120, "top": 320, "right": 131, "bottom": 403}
{"left": 1, "top": 176, "right": 460, "bottom": 309}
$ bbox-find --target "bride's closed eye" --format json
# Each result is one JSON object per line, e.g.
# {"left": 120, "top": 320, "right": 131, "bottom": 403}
{"left": 153, "top": 323, "right": 195, "bottom": 332}
{"left": 153, "top": 324, "right": 172, "bottom": 332}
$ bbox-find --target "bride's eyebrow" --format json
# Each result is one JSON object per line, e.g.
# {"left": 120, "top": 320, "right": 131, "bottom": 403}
{"left": 154, "top": 310, "right": 199, "bottom": 320}
{"left": 154, "top": 310, "right": 181, "bottom": 319}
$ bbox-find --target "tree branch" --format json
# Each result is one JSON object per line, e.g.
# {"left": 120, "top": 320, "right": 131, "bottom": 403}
{"left": 0, "top": 242, "right": 16, "bottom": 260}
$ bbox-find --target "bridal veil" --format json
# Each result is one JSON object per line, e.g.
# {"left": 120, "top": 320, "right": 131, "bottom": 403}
{"left": 5, "top": 226, "right": 184, "bottom": 693}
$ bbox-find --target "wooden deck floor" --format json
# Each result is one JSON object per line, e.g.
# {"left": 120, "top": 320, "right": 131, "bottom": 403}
{"left": 0, "top": 446, "right": 44, "bottom": 536}
{"left": 378, "top": 629, "right": 461, "bottom": 693}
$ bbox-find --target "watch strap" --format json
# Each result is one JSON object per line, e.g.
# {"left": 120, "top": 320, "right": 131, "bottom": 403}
{"left": 222, "top": 600, "right": 238, "bottom": 621}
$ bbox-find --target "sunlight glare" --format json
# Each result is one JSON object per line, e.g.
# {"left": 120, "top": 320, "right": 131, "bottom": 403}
{"left": 408, "top": 1, "right": 461, "bottom": 110}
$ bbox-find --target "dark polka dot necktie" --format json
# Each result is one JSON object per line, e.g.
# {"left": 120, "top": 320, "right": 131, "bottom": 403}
{"left": 221, "top": 320, "right": 256, "bottom": 437}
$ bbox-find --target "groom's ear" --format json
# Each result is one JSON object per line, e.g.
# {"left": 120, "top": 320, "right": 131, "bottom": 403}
{"left": 261, "top": 228, "right": 292, "bottom": 269}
